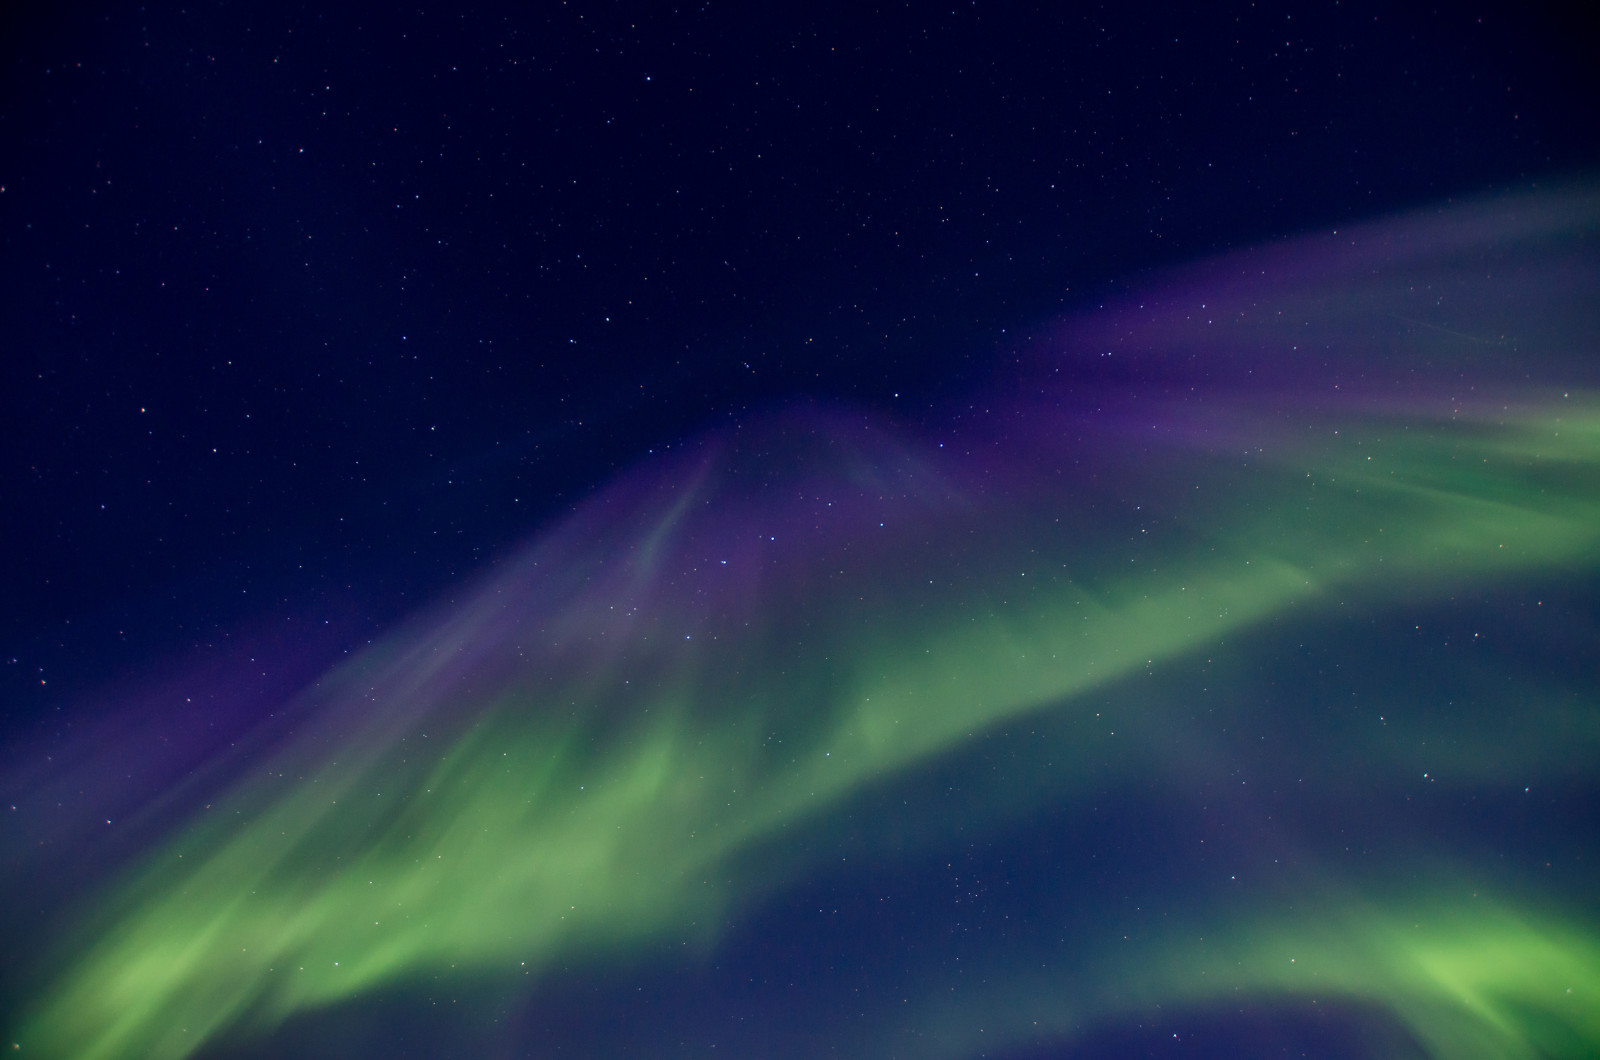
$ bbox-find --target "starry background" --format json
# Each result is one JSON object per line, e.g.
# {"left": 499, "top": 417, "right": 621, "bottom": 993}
{"left": 5, "top": 0, "right": 1594, "bottom": 715}
{"left": 2, "top": 2, "right": 1598, "bottom": 1058}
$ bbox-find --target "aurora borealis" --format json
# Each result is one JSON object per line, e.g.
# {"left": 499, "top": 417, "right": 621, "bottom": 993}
{"left": 5, "top": 186, "right": 1598, "bottom": 1057}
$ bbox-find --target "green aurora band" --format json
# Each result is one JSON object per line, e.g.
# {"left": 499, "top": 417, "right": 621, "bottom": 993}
{"left": 9, "top": 188, "right": 1600, "bottom": 1057}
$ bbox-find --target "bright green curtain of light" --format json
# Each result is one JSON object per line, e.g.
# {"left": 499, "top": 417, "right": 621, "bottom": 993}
{"left": 12, "top": 393, "right": 1599, "bottom": 1058}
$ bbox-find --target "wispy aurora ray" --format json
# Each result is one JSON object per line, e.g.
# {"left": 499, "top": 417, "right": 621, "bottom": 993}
{"left": 9, "top": 186, "right": 1600, "bottom": 1058}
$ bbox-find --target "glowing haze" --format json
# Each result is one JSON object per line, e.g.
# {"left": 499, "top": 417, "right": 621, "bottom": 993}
{"left": 9, "top": 186, "right": 1600, "bottom": 1058}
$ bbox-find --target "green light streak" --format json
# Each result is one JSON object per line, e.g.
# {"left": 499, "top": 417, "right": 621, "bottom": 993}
{"left": 912, "top": 893, "right": 1600, "bottom": 1060}
{"left": 13, "top": 400, "right": 1600, "bottom": 1058}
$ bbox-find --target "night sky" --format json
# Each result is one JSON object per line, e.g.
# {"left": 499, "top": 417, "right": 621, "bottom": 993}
{"left": 3, "top": 3, "right": 1598, "bottom": 1058}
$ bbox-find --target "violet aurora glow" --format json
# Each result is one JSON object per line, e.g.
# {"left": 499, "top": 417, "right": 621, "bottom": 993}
{"left": 8, "top": 185, "right": 1600, "bottom": 1058}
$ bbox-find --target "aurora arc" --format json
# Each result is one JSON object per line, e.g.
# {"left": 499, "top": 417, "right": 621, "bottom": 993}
{"left": 9, "top": 186, "right": 1600, "bottom": 1058}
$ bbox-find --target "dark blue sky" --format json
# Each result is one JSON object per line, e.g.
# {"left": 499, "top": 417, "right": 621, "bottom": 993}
{"left": 3, "top": 0, "right": 1595, "bottom": 723}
